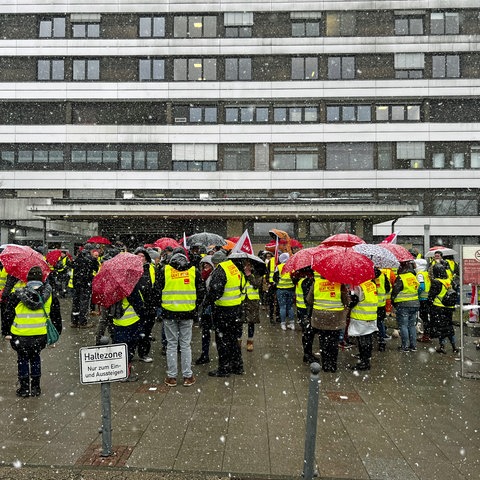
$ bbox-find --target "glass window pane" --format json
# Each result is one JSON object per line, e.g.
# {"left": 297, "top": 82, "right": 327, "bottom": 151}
{"left": 0, "top": 150, "right": 15, "bottom": 166}
{"left": 73, "top": 60, "right": 85, "bottom": 80}
{"left": 151, "top": 59, "right": 163, "bottom": 80}
{"left": 39, "top": 20, "right": 52, "bottom": 38}
{"left": 453, "top": 152, "right": 465, "bottom": 169}
{"left": 225, "top": 108, "right": 238, "bottom": 123}
{"left": 18, "top": 151, "right": 33, "bottom": 163}
{"left": 304, "top": 107, "right": 318, "bottom": 122}
{"left": 174, "top": 59, "right": 187, "bottom": 81}
{"left": 445, "top": 13, "right": 459, "bottom": 35}
{"left": 225, "top": 58, "right": 238, "bottom": 80}
{"left": 327, "top": 106, "right": 340, "bottom": 122}
{"left": 73, "top": 24, "right": 86, "bottom": 38}
{"left": 292, "top": 23, "right": 304, "bottom": 37}
{"left": 173, "top": 161, "right": 187, "bottom": 171}
{"left": 87, "top": 150, "right": 102, "bottom": 163}
{"left": 432, "top": 56, "right": 445, "bottom": 78}
{"left": 256, "top": 107, "right": 269, "bottom": 122}
{"left": 204, "top": 107, "right": 217, "bottom": 123}
{"left": 146, "top": 152, "right": 159, "bottom": 170}
{"left": 189, "top": 16, "right": 203, "bottom": 38}
{"left": 291, "top": 58, "right": 304, "bottom": 80}
{"left": 103, "top": 151, "right": 117, "bottom": 163}
{"left": 153, "top": 17, "right": 165, "bottom": 37}
{"left": 202, "top": 161, "right": 217, "bottom": 171}
{"left": 328, "top": 57, "right": 340, "bottom": 79}
{"left": 49, "top": 151, "right": 64, "bottom": 163}
{"left": 395, "top": 19, "right": 408, "bottom": 35}
{"left": 342, "top": 106, "right": 355, "bottom": 121}
{"left": 378, "top": 143, "right": 392, "bottom": 169}
{"left": 174, "top": 17, "right": 187, "bottom": 37}
{"left": 120, "top": 151, "right": 132, "bottom": 169}
{"left": 204, "top": 59, "right": 216, "bottom": 80}
{"left": 37, "top": 60, "right": 50, "bottom": 80}
{"left": 342, "top": 57, "right": 355, "bottom": 79}
{"left": 134, "top": 151, "right": 146, "bottom": 169}
{"left": 289, "top": 108, "right": 302, "bottom": 122}
{"left": 52, "top": 60, "right": 64, "bottom": 80}
{"left": 471, "top": 148, "right": 480, "bottom": 168}
{"left": 88, "top": 24, "right": 100, "bottom": 38}
{"left": 72, "top": 150, "right": 86, "bottom": 163}
{"left": 240, "top": 107, "right": 254, "bottom": 123}
{"left": 391, "top": 106, "right": 405, "bottom": 121}
{"left": 190, "top": 107, "right": 202, "bottom": 122}
{"left": 305, "top": 22, "right": 320, "bottom": 36}
{"left": 203, "top": 16, "right": 217, "bottom": 37}
{"left": 357, "top": 105, "right": 371, "bottom": 122}
{"left": 410, "top": 18, "right": 423, "bottom": 35}
{"left": 407, "top": 105, "right": 420, "bottom": 121}
{"left": 432, "top": 153, "right": 445, "bottom": 169}
{"left": 139, "top": 17, "right": 151, "bottom": 37}
{"left": 239, "top": 58, "right": 251, "bottom": 80}
{"left": 88, "top": 60, "right": 100, "bottom": 80}
{"left": 446, "top": 55, "right": 460, "bottom": 78}
{"left": 139, "top": 59, "right": 151, "bottom": 81}
{"left": 296, "top": 153, "right": 317, "bottom": 169}
{"left": 376, "top": 106, "right": 389, "bottom": 121}
{"left": 305, "top": 57, "right": 318, "bottom": 79}
{"left": 273, "top": 153, "right": 295, "bottom": 170}
{"left": 53, "top": 18, "right": 65, "bottom": 37}
{"left": 430, "top": 13, "right": 444, "bottom": 35}
{"left": 274, "top": 108, "right": 287, "bottom": 122}
{"left": 33, "top": 150, "right": 48, "bottom": 163}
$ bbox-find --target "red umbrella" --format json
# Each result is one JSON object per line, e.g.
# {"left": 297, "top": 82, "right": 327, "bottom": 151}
{"left": 290, "top": 239, "right": 304, "bottom": 249}
{"left": 153, "top": 237, "right": 180, "bottom": 250}
{"left": 227, "top": 236, "right": 240, "bottom": 243}
{"left": 87, "top": 236, "right": 112, "bottom": 245}
{"left": 45, "top": 249, "right": 71, "bottom": 266}
{"left": 283, "top": 246, "right": 325, "bottom": 274}
{"left": 311, "top": 246, "right": 375, "bottom": 286}
{"left": 321, "top": 233, "right": 365, "bottom": 248}
{"left": 264, "top": 239, "right": 288, "bottom": 253}
{"left": 0, "top": 245, "right": 50, "bottom": 282}
{"left": 92, "top": 252, "right": 144, "bottom": 308}
{"left": 378, "top": 243, "right": 414, "bottom": 262}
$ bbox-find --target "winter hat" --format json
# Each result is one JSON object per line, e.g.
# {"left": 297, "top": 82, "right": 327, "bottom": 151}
{"left": 134, "top": 247, "right": 152, "bottom": 263}
{"left": 415, "top": 258, "right": 427, "bottom": 273}
{"left": 27, "top": 266, "right": 43, "bottom": 282}
{"left": 211, "top": 251, "right": 227, "bottom": 264}
{"left": 279, "top": 253, "right": 290, "bottom": 264}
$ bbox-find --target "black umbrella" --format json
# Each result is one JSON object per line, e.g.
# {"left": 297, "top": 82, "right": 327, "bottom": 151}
{"left": 228, "top": 252, "right": 267, "bottom": 276}
{"left": 186, "top": 232, "right": 226, "bottom": 247}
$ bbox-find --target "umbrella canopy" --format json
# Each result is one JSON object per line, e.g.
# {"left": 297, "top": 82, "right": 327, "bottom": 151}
{"left": 378, "top": 243, "right": 414, "bottom": 262}
{"left": 186, "top": 232, "right": 226, "bottom": 247}
{"left": 0, "top": 244, "right": 50, "bottom": 282}
{"left": 353, "top": 244, "right": 400, "bottom": 270}
{"left": 290, "top": 238, "right": 304, "bottom": 249}
{"left": 228, "top": 252, "right": 267, "bottom": 276}
{"left": 92, "top": 252, "right": 144, "bottom": 307}
{"left": 269, "top": 229, "right": 293, "bottom": 254}
{"left": 321, "top": 233, "right": 365, "bottom": 248}
{"left": 425, "top": 246, "right": 458, "bottom": 258}
{"left": 227, "top": 236, "right": 240, "bottom": 243}
{"left": 311, "top": 246, "right": 375, "bottom": 286}
{"left": 45, "top": 249, "right": 71, "bottom": 267}
{"left": 264, "top": 239, "right": 289, "bottom": 253}
{"left": 86, "top": 236, "right": 111, "bottom": 245}
{"left": 282, "top": 246, "right": 325, "bottom": 274}
{"left": 153, "top": 237, "right": 181, "bottom": 250}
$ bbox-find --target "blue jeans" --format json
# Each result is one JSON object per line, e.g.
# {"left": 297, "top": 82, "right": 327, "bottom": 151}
{"left": 276, "top": 288, "right": 295, "bottom": 325}
{"left": 395, "top": 305, "right": 419, "bottom": 349}
{"left": 164, "top": 318, "right": 193, "bottom": 379}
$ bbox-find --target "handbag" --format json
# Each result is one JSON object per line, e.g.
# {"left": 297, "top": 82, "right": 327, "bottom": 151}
{"left": 37, "top": 292, "right": 60, "bottom": 345}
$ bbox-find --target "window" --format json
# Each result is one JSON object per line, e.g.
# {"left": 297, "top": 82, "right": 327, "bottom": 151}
{"left": 432, "top": 149, "right": 466, "bottom": 169}
{"left": 120, "top": 150, "right": 159, "bottom": 170}
{"left": 433, "top": 194, "right": 478, "bottom": 216}
{"left": 39, "top": 17, "right": 66, "bottom": 38}
{"left": 224, "top": 12, "right": 253, "bottom": 38}
{"left": 37, "top": 60, "right": 65, "bottom": 81}
{"left": 432, "top": 55, "right": 460, "bottom": 78}
{"left": 272, "top": 145, "right": 319, "bottom": 170}
{"left": 325, "top": 12, "right": 355, "bottom": 36}
{"left": 273, "top": 106, "right": 318, "bottom": 123}
{"left": 223, "top": 145, "right": 252, "bottom": 170}
{"left": 174, "top": 16, "right": 217, "bottom": 38}
{"left": 291, "top": 12, "right": 321, "bottom": 37}
{"left": 396, "top": 142, "right": 425, "bottom": 169}
{"left": 172, "top": 144, "right": 217, "bottom": 171}
{"left": 189, "top": 106, "right": 217, "bottom": 123}
{"left": 471, "top": 146, "right": 480, "bottom": 169}
{"left": 327, "top": 105, "right": 371, "bottom": 122}
{"left": 291, "top": 57, "right": 318, "bottom": 80}
{"left": 375, "top": 105, "right": 420, "bottom": 121}
{"left": 394, "top": 16, "right": 424, "bottom": 35}
{"left": 139, "top": 16, "right": 165, "bottom": 37}
{"left": 72, "top": 149, "right": 117, "bottom": 165}
{"left": 174, "top": 58, "right": 217, "bottom": 81}
{"left": 139, "top": 59, "right": 165, "bottom": 81}
{"left": 17, "top": 150, "right": 63, "bottom": 164}
{"left": 326, "top": 143, "right": 374, "bottom": 170}
{"left": 225, "top": 58, "right": 252, "bottom": 80}
{"left": 395, "top": 53, "right": 424, "bottom": 79}
{"left": 225, "top": 106, "right": 269, "bottom": 123}
{"left": 0, "top": 150, "right": 14, "bottom": 169}
{"left": 72, "top": 23, "right": 100, "bottom": 38}
{"left": 73, "top": 59, "right": 100, "bottom": 81}
{"left": 378, "top": 143, "right": 393, "bottom": 169}
{"left": 430, "top": 12, "right": 459, "bottom": 35}
{"left": 253, "top": 222, "right": 294, "bottom": 238}
{"left": 328, "top": 57, "right": 355, "bottom": 80}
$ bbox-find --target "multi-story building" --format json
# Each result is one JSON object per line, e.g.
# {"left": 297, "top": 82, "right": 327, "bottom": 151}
{"left": 1, "top": 0, "right": 479, "bottom": 251}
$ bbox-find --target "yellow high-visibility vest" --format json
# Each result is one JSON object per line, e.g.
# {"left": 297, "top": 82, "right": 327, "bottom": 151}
{"left": 350, "top": 281, "right": 378, "bottom": 322}
{"left": 395, "top": 273, "right": 419, "bottom": 303}
{"left": 113, "top": 298, "right": 140, "bottom": 327}
{"left": 215, "top": 260, "right": 242, "bottom": 307}
{"left": 313, "top": 276, "right": 344, "bottom": 312}
{"left": 276, "top": 263, "right": 294, "bottom": 289}
{"left": 162, "top": 265, "right": 196, "bottom": 312}
{"left": 11, "top": 295, "right": 52, "bottom": 336}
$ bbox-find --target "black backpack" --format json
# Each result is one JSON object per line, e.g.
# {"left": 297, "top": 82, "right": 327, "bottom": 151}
{"left": 442, "top": 288, "right": 457, "bottom": 307}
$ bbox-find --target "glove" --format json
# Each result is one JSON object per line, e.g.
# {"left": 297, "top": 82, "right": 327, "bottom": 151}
{"left": 348, "top": 294, "right": 359, "bottom": 309}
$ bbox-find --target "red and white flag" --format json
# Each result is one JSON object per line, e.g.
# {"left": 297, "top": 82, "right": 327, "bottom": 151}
{"left": 231, "top": 229, "right": 253, "bottom": 254}
{"left": 469, "top": 285, "right": 478, "bottom": 323}
{"left": 183, "top": 232, "right": 189, "bottom": 259}
{"left": 380, "top": 231, "right": 400, "bottom": 244}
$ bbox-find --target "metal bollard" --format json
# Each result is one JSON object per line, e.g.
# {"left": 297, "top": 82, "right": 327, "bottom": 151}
{"left": 302, "top": 362, "right": 320, "bottom": 479}
{"left": 99, "top": 336, "right": 112, "bottom": 457}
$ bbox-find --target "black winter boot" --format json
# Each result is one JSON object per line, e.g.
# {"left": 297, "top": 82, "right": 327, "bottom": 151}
{"left": 30, "top": 376, "right": 41, "bottom": 397}
{"left": 16, "top": 377, "right": 30, "bottom": 397}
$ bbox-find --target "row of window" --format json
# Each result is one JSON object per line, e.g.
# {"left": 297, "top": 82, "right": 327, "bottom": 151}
{"left": 5, "top": 10, "right": 468, "bottom": 40}
{"left": 1, "top": 142, "right": 480, "bottom": 171}
{"left": 24, "top": 53, "right": 464, "bottom": 82}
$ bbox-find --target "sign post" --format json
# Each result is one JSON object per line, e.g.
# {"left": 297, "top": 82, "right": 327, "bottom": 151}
{"left": 79, "top": 342, "right": 128, "bottom": 456}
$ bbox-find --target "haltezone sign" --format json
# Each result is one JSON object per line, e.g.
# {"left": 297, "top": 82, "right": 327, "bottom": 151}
{"left": 79, "top": 343, "right": 128, "bottom": 384}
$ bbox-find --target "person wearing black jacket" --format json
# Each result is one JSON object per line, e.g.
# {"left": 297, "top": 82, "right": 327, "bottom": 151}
{"left": 1, "top": 266, "right": 62, "bottom": 397}
{"left": 70, "top": 244, "right": 99, "bottom": 328}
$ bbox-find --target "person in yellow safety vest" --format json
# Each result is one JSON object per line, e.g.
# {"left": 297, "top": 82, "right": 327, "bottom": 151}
{"left": 1, "top": 266, "right": 62, "bottom": 397}
{"left": 428, "top": 264, "right": 459, "bottom": 355}
{"left": 391, "top": 260, "right": 420, "bottom": 353}
{"left": 273, "top": 252, "right": 295, "bottom": 331}
{"left": 0, "top": 261, "right": 8, "bottom": 318}
{"left": 203, "top": 251, "right": 243, "bottom": 377}
{"left": 348, "top": 278, "right": 379, "bottom": 371}
{"left": 238, "top": 259, "right": 263, "bottom": 352}
{"left": 306, "top": 272, "right": 349, "bottom": 373}
{"left": 375, "top": 267, "right": 392, "bottom": 352}
{"left": 264, "top": 251, "right": 280, "bottom": 324}
{"left": 292, "top": 268, "right": 315, "bottom": 363}
{"left": 156, "top": 252, "right": 203, "bottom": 387}
{"left": 133, "top": 247, "right": 159, "bottom": 364}
{"left": 52, "top": 251, "right": 72, "bottom": 298}
{"left": 111, "top": 278, "right": 147, "bottom": 382}
{"left": 415, "top": 258, "right": 433, "bottom": 343}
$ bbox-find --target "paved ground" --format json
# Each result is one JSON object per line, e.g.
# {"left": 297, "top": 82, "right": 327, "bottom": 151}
{"left": 1, "top": 299, "right": 479, "bottom": 480}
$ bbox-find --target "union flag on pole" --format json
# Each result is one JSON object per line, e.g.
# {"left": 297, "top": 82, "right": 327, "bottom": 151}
{"left": 231, "top": 229, "right": 253, "bottom": 255}
{"left": 380, "top": 231, "right": 400, "bottom": 244}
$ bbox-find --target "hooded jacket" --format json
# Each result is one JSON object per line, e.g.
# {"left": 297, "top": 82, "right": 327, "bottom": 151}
{"left": 1, "top": 281, "right": 62, "bottom": 336}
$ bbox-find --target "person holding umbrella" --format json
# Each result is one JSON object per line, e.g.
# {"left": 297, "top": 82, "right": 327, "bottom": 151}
{"left": 1, "top": 266, "right": 62, "bottom": 397}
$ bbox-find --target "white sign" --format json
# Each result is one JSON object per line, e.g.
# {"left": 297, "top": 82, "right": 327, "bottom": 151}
{"left": 79, "top": 343, "right": 128, "bottom": 384}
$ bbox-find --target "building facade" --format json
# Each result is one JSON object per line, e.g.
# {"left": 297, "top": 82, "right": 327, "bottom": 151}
{"left": 1, "top": 0, "right": 479, "bottom": 251}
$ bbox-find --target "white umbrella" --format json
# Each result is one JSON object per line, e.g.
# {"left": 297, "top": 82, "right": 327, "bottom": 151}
{"left": 353, "top": 243, "right": 400, "bottom": 269}
{"left": 425, "top": 246, "right": 457, "bottom": 258}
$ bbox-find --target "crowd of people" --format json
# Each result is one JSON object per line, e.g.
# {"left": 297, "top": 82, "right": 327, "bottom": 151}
{"left": 0, "top": 237, "right": 464, "bottom": 397}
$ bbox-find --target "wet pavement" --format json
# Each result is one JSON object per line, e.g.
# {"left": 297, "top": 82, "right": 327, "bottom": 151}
{"left": 1, "top": 298, "right": 479, "bottom": 480}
